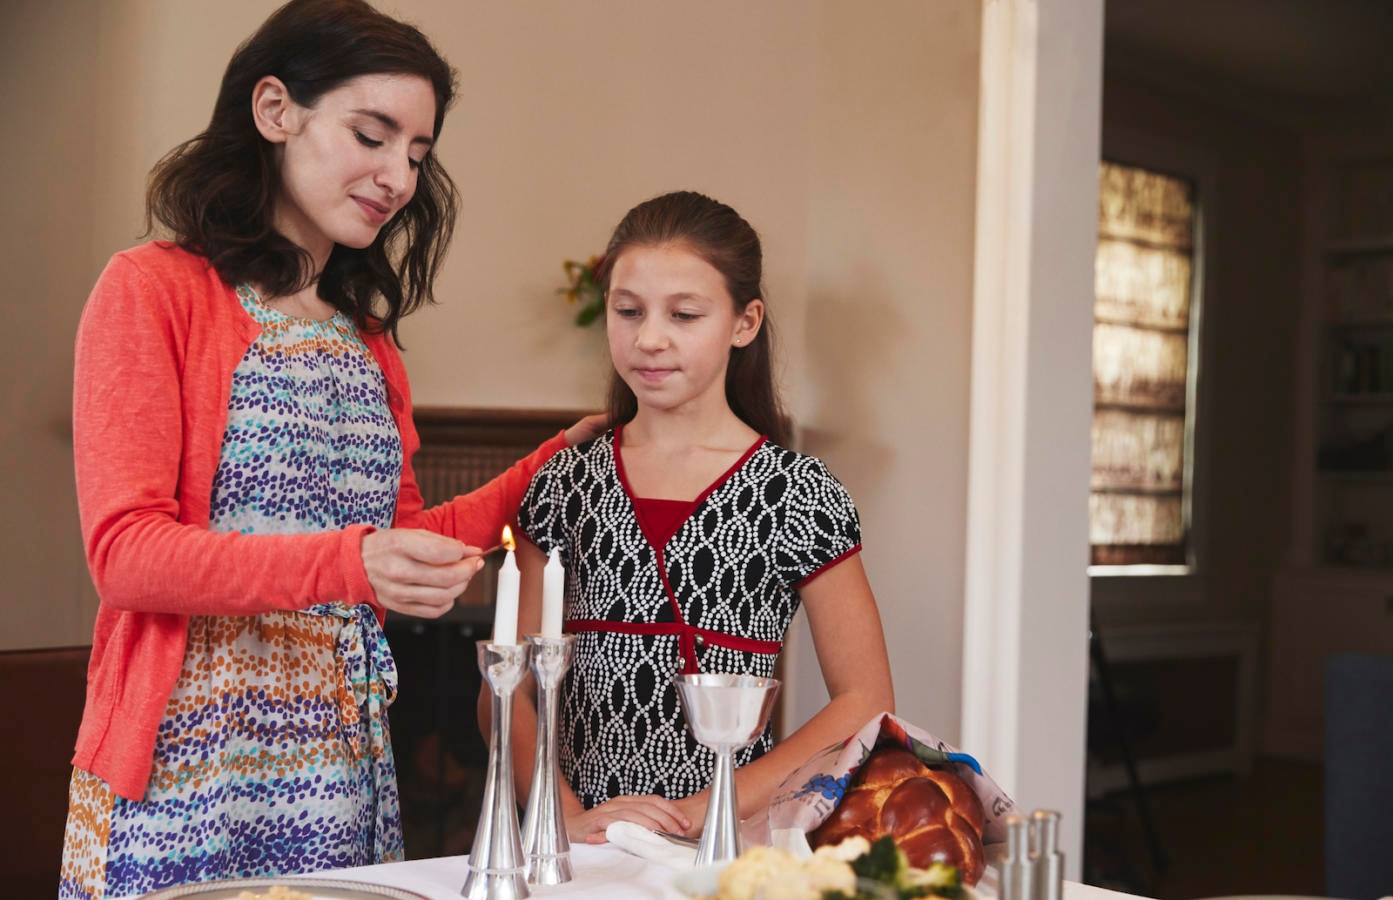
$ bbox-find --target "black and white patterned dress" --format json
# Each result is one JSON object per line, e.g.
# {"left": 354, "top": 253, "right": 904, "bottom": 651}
{"left": 518, "top": 425, "right": 861, "bottom": 808}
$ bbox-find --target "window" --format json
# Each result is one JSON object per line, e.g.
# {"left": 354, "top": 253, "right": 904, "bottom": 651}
{"left": 1090, "top": 161, "right": 1200, "bottom": 570}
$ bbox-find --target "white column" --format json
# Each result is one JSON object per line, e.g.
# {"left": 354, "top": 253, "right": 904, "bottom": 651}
{"left": 962, "top": 0, "right": 1103, "bottom": 880}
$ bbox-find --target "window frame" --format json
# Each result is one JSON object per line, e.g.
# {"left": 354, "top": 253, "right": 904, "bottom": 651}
{"left": 1089, "top": 128, "right": 1216, "bottom": 583}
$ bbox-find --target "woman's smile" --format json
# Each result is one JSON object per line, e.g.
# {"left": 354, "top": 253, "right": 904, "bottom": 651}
{"left": 353, "top": 195, "right": 393, "bottom": 224}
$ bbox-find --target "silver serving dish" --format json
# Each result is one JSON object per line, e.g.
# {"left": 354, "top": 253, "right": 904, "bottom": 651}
{"left": 137, "top": 877, "right": 430, "bottom": 900}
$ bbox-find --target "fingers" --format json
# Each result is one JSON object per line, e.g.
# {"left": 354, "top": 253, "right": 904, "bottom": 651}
{"left": 570, "top": 795, "right": 692, "bottom": 843}
{"left": 395, "top": 528, "right": 473, "bottom": 565}
{"left": 564, "top": 412, "right": 611, "bottom": 446}
{"left": 361, "top": 529, "right": 486, "bottom": 618}
{"left": 381, "top": 579, "right": 472, "bottom": 614}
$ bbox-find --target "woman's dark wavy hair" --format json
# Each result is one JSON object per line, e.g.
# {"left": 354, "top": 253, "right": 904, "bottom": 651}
{"left": 145, "top": 0, "right": 458, "bottom": 342}
{"left": 596, "top": 191, "right": 788, "bottom": 447}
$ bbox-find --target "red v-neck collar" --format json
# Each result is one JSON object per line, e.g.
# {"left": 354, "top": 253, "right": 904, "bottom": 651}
{"left": 612, "top": 423, "right": 766, "bottom": 551}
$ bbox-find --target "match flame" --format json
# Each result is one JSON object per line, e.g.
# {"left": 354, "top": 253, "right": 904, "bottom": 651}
{"left": 500, "top": 524, "right": 515, "bottom": 552}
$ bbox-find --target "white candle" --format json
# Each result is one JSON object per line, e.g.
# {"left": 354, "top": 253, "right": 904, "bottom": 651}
{"left": 541, "top": 548, "right": 565, "bottom": 639}
{"left": 492, "top": 548, "right": 520, "bottom": 646}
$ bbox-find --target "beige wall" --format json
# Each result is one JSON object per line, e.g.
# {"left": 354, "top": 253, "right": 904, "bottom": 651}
{"left": 2, "top": 0, "right": 291, "bottom": 652}
{"left": 791, "top": 0, "right": 980, "bottom": 738}
{"left": 393, "top": 0, "right": 817, "bottom": 413}
{"left": 2, "top": 0, "right": 106, "bottom": 648}
{"left": 2, "top": 0, "right": 983, "bottom": 744}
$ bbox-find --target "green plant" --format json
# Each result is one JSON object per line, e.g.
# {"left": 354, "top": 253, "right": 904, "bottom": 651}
{"left": 559, "top": 254, "right": 606, "bottom": 326}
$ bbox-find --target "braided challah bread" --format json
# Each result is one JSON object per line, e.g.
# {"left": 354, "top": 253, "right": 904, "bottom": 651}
{"left": 807, "top": 746, "right": 987, "bottom": 885}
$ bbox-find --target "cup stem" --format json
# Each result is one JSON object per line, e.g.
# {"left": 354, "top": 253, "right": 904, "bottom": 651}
{"left": 695, "top": 747, "right": 741, "bottom": 866}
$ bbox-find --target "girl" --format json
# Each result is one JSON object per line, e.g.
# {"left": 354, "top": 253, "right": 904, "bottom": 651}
{"left": 63, "top": 1, "right": 602, "bottom": 896}
{"left": 507, "top": 190, "right": 895, "bottom": 842}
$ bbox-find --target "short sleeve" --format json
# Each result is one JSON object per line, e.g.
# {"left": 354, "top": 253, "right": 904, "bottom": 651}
{"left": 775, "top": 455, "right": 863, "bottom": 588}
{"left": 517, "top": 452, "right": 569, "bottom": 557}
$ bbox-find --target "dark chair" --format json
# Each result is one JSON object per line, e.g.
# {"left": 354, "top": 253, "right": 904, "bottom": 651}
{"left": 1325, "top": 652, "right": 1393, "bottom": 900}
{"left": 1084, "top": 613, "right": 1167, "bottom": 892}
{"left": 0, "top": 646, "right": 90, "bottom": 899}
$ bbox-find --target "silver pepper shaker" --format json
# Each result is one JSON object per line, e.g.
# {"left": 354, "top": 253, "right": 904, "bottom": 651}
{"left": 1030, "top": 809, "right": 1064, "bottom": 900}
{"left": 997, "top": 814, "right": 1033, "bottom": 900}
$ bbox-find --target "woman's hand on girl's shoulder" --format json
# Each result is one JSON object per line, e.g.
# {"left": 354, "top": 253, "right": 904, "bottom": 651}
{"left": 360, "top": 528, "right": 484, "bottom": 618}
{"left": 567, "top": 794, "right": 693, "bottom": 844}
{"left": 564, "top": 412, "right": 610, "bottom": 447}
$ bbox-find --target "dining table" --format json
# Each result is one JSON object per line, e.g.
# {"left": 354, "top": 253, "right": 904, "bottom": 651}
{"left": 305, "top": 843, "right": 1153, "bottom": 900}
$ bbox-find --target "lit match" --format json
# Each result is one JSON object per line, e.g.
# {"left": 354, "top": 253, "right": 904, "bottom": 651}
{"left": 478, "top": 524, "right": 516, "bottom": 557}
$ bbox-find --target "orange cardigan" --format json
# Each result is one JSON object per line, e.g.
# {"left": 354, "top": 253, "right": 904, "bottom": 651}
{"left": 72, "top": 242, "right": 565, "bottom": 800}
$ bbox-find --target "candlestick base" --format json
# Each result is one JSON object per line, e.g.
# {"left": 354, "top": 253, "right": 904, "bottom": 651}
{"left": 521, "top": 633, "right": 576, "bottom": 885}
{"left": 461, "top": 641, "right": 531, "bottom": 900}
{"left": 523, "top": 852, "right": 573, "bottom": 887}
{"left": 460, "top": 867, "right": 529, "bottom": 900}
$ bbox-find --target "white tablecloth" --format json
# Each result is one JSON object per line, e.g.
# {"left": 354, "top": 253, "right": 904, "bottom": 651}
{"left": 310, "top": 844, "right": 1151, "bottom": 900}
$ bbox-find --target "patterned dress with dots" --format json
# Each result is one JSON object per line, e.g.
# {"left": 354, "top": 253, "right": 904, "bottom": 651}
{"left": 60, "top": 286, "right": 406, "bottom": 899}
{"left": 517, "top": 425, "right": 862, "bottom": 809}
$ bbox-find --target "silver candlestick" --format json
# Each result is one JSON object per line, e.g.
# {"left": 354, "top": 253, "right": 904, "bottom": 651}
{"left": 674, "top": 673, "right": 781, "bottom": 867}
{"left": 520, "top": 633, "right": 576, "bottom": 885}
{"left": 461, "top": 641, "right": 532, "bottom": 900}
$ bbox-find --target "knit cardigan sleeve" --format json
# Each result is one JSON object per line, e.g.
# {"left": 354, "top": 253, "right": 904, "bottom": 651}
{"left": 369, "top": 333, "right": 569, "bottom": 546}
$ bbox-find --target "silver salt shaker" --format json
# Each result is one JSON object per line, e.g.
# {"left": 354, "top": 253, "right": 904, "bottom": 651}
{"left": 997, "top": 814, "right": 1033, "bottom": 900}
{"left": 1030, "top": 809, "right": 1064, "bottom": 900}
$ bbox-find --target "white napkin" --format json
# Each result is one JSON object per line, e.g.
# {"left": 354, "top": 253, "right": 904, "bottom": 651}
{"left": 768, "top": 827, "right": 813, "bottom": 858}
{"left": 604, "top": 821, "right": 699, "bottom": 868}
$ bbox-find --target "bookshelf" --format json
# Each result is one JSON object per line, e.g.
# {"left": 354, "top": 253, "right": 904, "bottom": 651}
{"left": 1268, "top": 134, "right": 1393, "bottom": 760}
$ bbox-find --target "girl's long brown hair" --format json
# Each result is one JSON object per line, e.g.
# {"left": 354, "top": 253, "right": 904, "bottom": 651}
{"left": 145, "top": 0, "right": 458, "bottom": 343}
{"left": 597, "top": 191, "right": 789, "bottom": 447}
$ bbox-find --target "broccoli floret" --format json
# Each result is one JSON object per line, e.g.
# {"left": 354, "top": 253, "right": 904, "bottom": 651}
{"left": 849, "top": 836, "right": 907, "bottom": 886}
{"left": 828, "top": 835, "right": 963, "bottom": 900}
{"left": 901, "top": 861, "right": 962, "bottom": 899}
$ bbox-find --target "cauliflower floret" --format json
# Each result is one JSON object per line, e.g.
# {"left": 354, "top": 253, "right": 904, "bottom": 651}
{"left": 707, "top": 844, "right": 857, "bottom": 900}
{"left": 714, "top": 846, "right": 806, "bottom": 900}
{"left": 799, "top": 852, "right": 857, "bottom": 896}
{"left": 812, "top": 835, "right": 872, "bottom": 864}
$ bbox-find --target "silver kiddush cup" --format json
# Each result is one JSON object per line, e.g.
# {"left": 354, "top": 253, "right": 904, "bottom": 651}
{"left": 674, "top": 673, "right": 781, "bottom": 867}
{"left": 461, "top": 641, "right": 532, "bottom": 900}
{"left": 520, "top": 633, "right": 576, "bottom": 885}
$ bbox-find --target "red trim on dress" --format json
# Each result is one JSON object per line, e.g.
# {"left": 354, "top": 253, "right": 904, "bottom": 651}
{"left": 653, "top": 546, "right": 691, "bottom": 663}
{"left": 565, "top": 618, "right": 782, "bottom": 661}
{"left": 793, "top": 543, "right": 863, "bottom": 589}
{"left": 611, "top": 423, "right": 766, "bottom": 550}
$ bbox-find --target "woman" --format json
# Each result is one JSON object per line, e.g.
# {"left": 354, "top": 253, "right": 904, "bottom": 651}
{"left": 61, "top": 1, "right": 602, "bottom": 896}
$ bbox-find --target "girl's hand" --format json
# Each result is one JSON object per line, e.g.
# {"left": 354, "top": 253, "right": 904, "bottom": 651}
{"left": 567, "top": 794, "right": 693, "bottom": 844}
{"left": 361, "top": 528, "right": 484, "bottom": 618}
{"left": 564, "top": 413, "right": 610, "bottom": 446}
